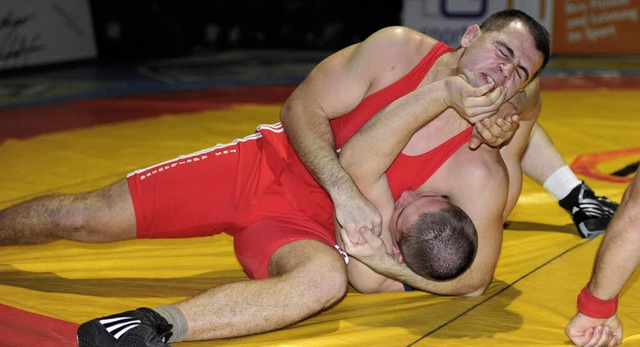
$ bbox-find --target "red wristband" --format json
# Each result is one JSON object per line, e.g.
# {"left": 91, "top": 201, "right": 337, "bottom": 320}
{"left": 577, "top": 284, "right": 618, "bottom": 319}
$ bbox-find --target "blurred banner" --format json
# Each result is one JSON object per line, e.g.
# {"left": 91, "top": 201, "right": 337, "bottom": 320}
{"left": 402, "top": 0, "right": 640, "bottom": 55}
{"left": 553, "top": 0, "right": 639, "bottom": 55}
{"left": 0, "top": 0, "right": 97, "bottom": 70}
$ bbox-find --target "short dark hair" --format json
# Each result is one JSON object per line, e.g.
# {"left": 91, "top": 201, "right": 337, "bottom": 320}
{"left": 398, "top": 205, "right": 478, "bottom": 281}
{"left": 480, "top": 9, "right": 551, "bottom": 77}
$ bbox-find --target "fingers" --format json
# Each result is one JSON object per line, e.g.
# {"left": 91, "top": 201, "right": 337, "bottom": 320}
{"left": 608, "top": 335, "right": 621, "bottom": 347}
{"left": 610, "top": 330, "right": 622, "bottom": 346}
{"left": 371, "top": 222, "right": 383, "bottom": 237}
{"left": 468, "top": 135, "right": 483, "bottom": 150}
{"left": 341, "top": 227, "right": 363, "bottom": 246}
{"left": 586, "top": 325, "right": 611, "bottom": 347}
{"left": 339, "top": 229, "right": 350, "bottom": 250}
{"left": 475, "top": 83, "right": 493, "bottom": 96}
{"left": 568, "top": 327, "right": 594, "bottom": 346}
{"left": 578, "top": 325, "right": 613, "bottom": 347}
{"left": 357, "top": 226, "right": 385, "bottom": 252}
{"left": 339, "top": 228, "right": 356, "bottom": 252}
{"left": 358, "top": 226, "right": 377, "bottom": 244}
{"left": 472, "top": 116, "right": 518, "bottom": 148}
{"left": 462, "top": 86, "right": 509, "bottom": 120}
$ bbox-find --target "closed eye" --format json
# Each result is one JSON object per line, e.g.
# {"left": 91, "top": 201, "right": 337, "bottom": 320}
{"left": 496, "top": 41, "right": 529, "bottom": 81}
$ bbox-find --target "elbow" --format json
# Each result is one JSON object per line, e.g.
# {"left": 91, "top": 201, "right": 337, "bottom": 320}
{"left": 349, "top": 276, "right": 398, "bottom": 294}
{"left": 356, "top": 286, "right": 384, "bottom": 294}
{"left": 350, "top": 281, "right": 388, "bottom": 294}
{"left": 462, "top": 284, "right": 489, "bottom": 298}
{"left": 460, "top": 276, "right": 492, "bottom": 298}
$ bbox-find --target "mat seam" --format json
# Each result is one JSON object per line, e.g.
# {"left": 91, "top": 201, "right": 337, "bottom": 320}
{"left": 406, "top": 237, "right": 594, "bottom": 346}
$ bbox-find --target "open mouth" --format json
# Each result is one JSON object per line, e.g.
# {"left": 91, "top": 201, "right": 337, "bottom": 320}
{"left": 486, "top": 75, "right": 496, "bottom": 90}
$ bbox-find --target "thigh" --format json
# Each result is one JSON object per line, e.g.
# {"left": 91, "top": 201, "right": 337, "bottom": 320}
{"left": 79, "top": 179, "right": 137, "bottom": 242}
{"left": 233, "top": 218, "right": 339, "bottom": 279}
{"left": 128, "top": 142, "right": 255, "bottom": 238}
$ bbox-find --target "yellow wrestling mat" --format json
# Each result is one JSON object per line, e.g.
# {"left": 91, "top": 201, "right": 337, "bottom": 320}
{"left": 1, "top": 89, "right": 639, "bottom": 346}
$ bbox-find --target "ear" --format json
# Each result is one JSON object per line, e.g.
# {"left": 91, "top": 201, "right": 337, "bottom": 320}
{"left": 460, "top": 24, "right": 481, "bottom": 48}
{"left": 392, "top": 246, "right": 404, "bottom": 264}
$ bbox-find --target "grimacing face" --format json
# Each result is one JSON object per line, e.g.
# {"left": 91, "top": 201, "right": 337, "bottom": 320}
{"left": 458, "top": 20, "right": 544, "bottom": 100}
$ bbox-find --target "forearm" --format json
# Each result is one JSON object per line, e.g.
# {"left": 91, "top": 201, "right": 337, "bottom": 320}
{"left": 367, "top": 254, "right": 490, "bottom": 296}
{"left": 280, "top": 99, "right": 358, "bottom": 203}
{"left": 508, "top": 77, "right": 540, "bottom": 122}
{"left": 589, "top": 173, "right": 640, "bottom": 299}
{"left": 340, "top": 81, "right": 449, "bottom": 183}
{"left": 347, "top": 257, "right": 402, "bottom": 293}
{"left": 499, "top": 118, "right": 536, "bottom": 219}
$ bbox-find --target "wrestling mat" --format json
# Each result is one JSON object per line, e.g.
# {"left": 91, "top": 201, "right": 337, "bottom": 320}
{"left": 1, "top": 58, "right": 640, "bottom": 346}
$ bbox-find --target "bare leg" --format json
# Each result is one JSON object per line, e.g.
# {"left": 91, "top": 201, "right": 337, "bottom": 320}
{"left": 0, "top": 179, "right": 136, "bottom": 245}
{"left": 177, "top": 240, "right": 348, "bottom": 341}
{"left": 521, "top": 123, "right": 618, "bottom": 238}
{"left": 521, "top": 123, "right": 570, "bottom": 185}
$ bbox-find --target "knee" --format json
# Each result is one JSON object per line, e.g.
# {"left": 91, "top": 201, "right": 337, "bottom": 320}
{"left": 270, "top": 241, "right": 348, "bottom": 310}
{"left": 50, "top": 194, "right": 121, "bottom": 242}
{"left": 311, "top": 264, "right": 349, "bottom": 309}
{"left": 59, "top": 196, "right": 86, "bottom": 226}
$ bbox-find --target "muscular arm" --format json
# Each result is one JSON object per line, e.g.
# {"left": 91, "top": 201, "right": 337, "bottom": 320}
{"left": 336, "top": 78, "right": 454, "bottom": 293}
{"left": 564, "top": 170, "right": 639, "bottom": 346}
{"left": 281, "top": 26, "right": 504, "bottom": 240}
{"left": 341, "top": 151, "right": 508, "bottom": 296}
{"left": 499, "top": 77, "right": 541, "bottom": 219}
{"left": 337, "top": 75, "right": 507, "bottom": 295}
{"left": 280, "top": 28, "right": 404, "bottom": 238}
{"left": 589, "top": 170, "right": 640, "bottom": 300}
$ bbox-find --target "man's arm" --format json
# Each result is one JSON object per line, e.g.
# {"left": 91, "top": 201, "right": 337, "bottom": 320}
{"left": 336, "top": 75, "right": 508, "bottom": 295}
{"left": 280, "top": 26, "right": 505, "bottom": 241}
{"left": 341, "top": 150, "right": 508, "bottom": 296}
{"left": 280, "top": 28, "right": 404, "bottom": 239}
{"left": 499, "top": 77, "right": 541, "bottom": 219}
{"left": 565, "top": 169, "right": 640, "bottom": 346}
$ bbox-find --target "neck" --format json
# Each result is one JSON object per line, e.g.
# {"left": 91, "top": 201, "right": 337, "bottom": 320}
{"left": 429, "top": 49, "right": 464, "bottom": 82}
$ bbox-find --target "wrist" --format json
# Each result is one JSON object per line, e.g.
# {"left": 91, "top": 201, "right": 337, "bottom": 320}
{"left": 577, "top": 283, "right": 618, "bottom": 318}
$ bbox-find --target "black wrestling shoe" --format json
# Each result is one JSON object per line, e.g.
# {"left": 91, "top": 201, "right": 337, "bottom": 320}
{"left": 559, "top": 182, "right": 619, "bottom": 239}
{"left": 77, "top": 307, "right": 173, "bottom": 347}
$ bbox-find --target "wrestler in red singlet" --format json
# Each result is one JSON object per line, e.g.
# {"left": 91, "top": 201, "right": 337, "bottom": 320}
{"left": 127, "top": 42, "right": 470, "bottom": 279}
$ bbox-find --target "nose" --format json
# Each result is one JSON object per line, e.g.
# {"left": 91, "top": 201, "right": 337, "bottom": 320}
{"left": 499, "top": 62, "right": 515, "bottom": 78}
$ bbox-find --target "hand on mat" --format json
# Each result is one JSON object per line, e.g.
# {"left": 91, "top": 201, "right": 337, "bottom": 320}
{"left": 334, "top": 190, "right": 382, "bottom": 245}
{"left": 469, "top": 101, "right": 519, "bottom": 149}
{"left": 443, "top": 75, "right": 509, "bottom": 124}
{"left": 565, "top": 312, "right": 622, "bottom": 347}
{"left": 339, "top": 226, "right": 397, "bottom": 269}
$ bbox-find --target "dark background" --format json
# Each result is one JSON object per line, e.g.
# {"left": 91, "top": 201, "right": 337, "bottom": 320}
{"left": 90, "top": 0, "right": 402, "bottom": 61}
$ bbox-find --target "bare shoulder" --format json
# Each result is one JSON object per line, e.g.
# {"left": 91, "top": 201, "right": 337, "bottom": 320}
{"left": 445, "top": 147, "right": 509, "bottom": 220}
{"left": 444, "top": 147, "right": 508, "bottom": 195}
{"left": 466, "top": 148, "right": 507, "bottom": 185}
{"left": 359, "top": 26, "right": 439, "bottom": 68}
{"left": 367, "top": 26, "right": 437, "bottom": 48}
{"left": 428, "top": 146, "right": 507, "bottom": 194}
{"left": 345, "top": 26, "right": 438, "bottom": 91}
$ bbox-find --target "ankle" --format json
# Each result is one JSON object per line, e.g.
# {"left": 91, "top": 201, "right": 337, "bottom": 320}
{"left": 154, "top": 305, "right": 188, "bottom": 342}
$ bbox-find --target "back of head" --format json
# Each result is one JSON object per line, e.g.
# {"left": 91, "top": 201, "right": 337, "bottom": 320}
{"left": 398, "top": 205, "right": 478, "bottom": 281}
{"left": 480, "top": 9, "right": 551, "bottom": 74}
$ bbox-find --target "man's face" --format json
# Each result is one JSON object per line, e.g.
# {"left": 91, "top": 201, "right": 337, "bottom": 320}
{"left": 389, "top": 190, "right": 452, "bottom": 243}
{"left": 458, "top": 21, "right": 544, "bottom": 100}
